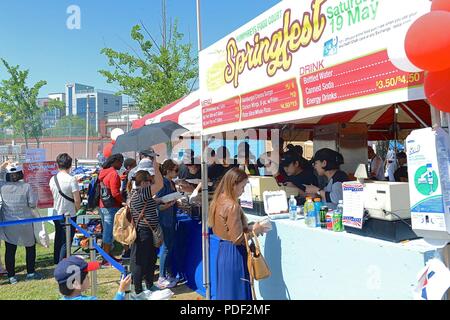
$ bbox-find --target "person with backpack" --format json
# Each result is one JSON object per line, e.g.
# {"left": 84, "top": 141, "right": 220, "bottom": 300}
{"left": 127, "top": 158, "right": 164, "bottom": 299}
{"left": 98, "top": 154, "right": 124, "bottom": 266}
{"left": 49, "top": 154, "right": 82, "bottom": 264}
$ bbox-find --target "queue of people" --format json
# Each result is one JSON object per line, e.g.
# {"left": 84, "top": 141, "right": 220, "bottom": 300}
{"left": 0, "top": 141, "right": 407, "bottom": 300}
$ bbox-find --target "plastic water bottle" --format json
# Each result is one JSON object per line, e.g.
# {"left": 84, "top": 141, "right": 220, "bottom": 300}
{"left": 289, "top": 195, "right": 297, "bottom": 221}
{"left": 313, "top": 198, "right": 322, "bottom": 228}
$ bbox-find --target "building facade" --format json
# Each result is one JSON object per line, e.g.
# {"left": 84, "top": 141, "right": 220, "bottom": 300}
{"left": 104, "top": 103, "right": 140, "bottom": 136}
{"left": 65, "top": 83, "right": 122, "bottom": 133}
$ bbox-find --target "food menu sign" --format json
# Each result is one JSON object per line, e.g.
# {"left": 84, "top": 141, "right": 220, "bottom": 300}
{"left": 200, "top": 0, "right": 431, "bottom": 134}
{"left": 23, "top": 162, "right": 58, "bottom": 208}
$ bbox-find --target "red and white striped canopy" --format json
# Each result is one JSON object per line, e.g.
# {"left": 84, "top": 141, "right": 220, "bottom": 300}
{"left": 132, "top": 90, "right": 201, "bottom": 133}
{"left": 286, "top": 100, "right": 431, "bottom": 140}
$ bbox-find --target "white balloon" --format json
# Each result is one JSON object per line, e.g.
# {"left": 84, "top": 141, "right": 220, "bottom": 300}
{"left": 111, "top": 128, "right": 125, "bottom": 141}
{"left": 387, "top": 24, "right": 422, "bottom": 73}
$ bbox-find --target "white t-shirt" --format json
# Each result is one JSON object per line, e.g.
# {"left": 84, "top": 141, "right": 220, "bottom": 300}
{"left": 49, "top": 171, "right": 79, "bottom": 217}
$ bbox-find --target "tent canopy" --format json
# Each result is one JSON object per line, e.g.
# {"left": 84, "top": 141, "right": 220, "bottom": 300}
{"left": 132, "top": 91, "right": 201, "bottom": 133}
{"left": 261, "top": 100, "right": 431, "bottom": 141}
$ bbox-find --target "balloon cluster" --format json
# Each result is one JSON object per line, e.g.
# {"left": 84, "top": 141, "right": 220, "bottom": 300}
{"left": 103, "top": 128, "right": 124, "bottom": 158}
{"left": 405, "top": 0, "right": 450, "bottom": 113}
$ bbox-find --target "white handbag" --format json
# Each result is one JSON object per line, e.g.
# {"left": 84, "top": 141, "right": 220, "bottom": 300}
{"left": 31, "top": 209, "right": 50, "bottom": 248}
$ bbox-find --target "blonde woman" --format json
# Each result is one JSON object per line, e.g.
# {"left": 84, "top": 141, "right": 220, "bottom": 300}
{"left": 208, "top": 167, "right": 265, "bottom": 300}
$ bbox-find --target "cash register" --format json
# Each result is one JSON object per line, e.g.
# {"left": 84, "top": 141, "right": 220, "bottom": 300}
{"left": 344, "top": 176, "right": 419, "bottom": 242}
{"left": 241, "top": 176, "right": 299, "bottom": 216}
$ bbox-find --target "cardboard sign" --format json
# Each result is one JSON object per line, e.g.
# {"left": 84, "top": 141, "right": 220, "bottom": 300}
{"left": 342, "top": 182, "right": 365, "bottom": 229}
{"left": 23, "top": 161, "right": 58, "bottom": 208}
{"left": 406, "top": 128, "right": 450, "bottom": 235}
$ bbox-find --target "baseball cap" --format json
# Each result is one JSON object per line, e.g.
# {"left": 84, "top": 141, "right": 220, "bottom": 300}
{"left": 6, "top": 164, "right": 23, "bottom": 174}
{"left": 280, "top": 151, "right": 301, "bottom": 167}
{"left": 129, "top": 158, "right": 155, "bottom": 180}
{"left": 54, "top": 256, "right": 100, "bottom": 284}
{"left": 140, "top": 147, "right": 159, "bottom": 158}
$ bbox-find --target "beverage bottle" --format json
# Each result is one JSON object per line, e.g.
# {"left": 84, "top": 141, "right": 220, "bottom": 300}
{"left": 320, "top": 206, "right": 328, "bottom": 229}
{"left": 333, "top": 200, "right": 344, "bottom": 232}
{"left": 313, "top": 198, "right": 322, "bottom": 228}
{"left": 289, "top": 195, "right": 297, "bottom": 221}
{"left": 305, "top": 198, "right": 315, "bottom": 227}
{"left": 326, "top": 209, "right": 334, "bottom": 230}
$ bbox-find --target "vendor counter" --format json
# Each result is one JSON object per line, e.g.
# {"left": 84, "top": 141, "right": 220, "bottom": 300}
{"left": 248, "top": 216, "right": 450, "bottom": 300}
{"left": 171, "top": 214, "right": 449, "bottom": 300}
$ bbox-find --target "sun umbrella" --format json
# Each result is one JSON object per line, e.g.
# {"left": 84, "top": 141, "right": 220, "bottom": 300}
{"left": 112, "top": 120, "right": 188, "bottom": 154}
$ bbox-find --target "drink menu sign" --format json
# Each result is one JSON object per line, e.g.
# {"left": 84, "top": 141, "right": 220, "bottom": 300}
{"left": 200, "top": 0, "right": 431, "bottom": 134}
{"left": 23, "top": 162, "right": 58, "bottom": 208}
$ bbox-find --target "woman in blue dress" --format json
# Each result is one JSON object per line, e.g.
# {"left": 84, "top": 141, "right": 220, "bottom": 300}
{"left": 208, "top": 167, "right": 265, "bottom": 300}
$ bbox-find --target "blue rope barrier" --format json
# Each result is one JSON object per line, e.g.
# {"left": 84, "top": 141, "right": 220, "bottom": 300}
{"left": 68, "top": 218, "right": 126, "bottom": 275}
{"left": 93, "top": 243, "right": 126, "bottom": 275}
{"left": 68, "top": 219, "right": 91, "bottom": 238}
{"left": 0, "top": 215, "right": 64, "bottom": 227}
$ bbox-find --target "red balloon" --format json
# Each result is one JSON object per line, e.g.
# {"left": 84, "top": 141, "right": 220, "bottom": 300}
{"left": 432, "top": 0, "right": 450, "bottom": 12}
{"left": 405, "top": 11, "right": 450, "bottom": 71}
{"left": 424, "top": 68, "right": 450, "bottom": 113}
{"left": 103, "top": 143, "right": 114, "bottom": 158}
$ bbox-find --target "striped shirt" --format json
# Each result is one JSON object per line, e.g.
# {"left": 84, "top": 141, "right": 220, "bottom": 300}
{"left": 129, "top": 186, "right": 159, "bottom": 230}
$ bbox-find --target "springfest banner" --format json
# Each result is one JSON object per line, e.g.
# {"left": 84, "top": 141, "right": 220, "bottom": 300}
{"left": 199, "top": 0, "right": 431, "bottom": 134}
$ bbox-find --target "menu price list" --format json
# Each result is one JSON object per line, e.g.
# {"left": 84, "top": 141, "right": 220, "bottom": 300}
{"left": 241, "top": 78, "right": 300, "bottom": 121}
{"left": 202, "top": 96, "right": 240, "bottom": 129}
{"left": 300, "top": 50, "right": 424, "bottom": 108}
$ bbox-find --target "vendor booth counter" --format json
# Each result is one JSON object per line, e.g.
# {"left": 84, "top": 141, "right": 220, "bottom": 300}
{"left": 251, "top": 217, "right": 449, "bottom": 300}
{"left": 173, "top": 213, "right": 449, "bottom": 300}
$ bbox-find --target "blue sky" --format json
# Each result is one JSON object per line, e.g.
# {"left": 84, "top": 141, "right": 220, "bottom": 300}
{"left": 0, "top": 0, "right": 280, "bottom": 97}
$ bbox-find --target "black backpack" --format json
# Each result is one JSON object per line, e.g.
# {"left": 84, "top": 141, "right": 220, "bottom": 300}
{"left": 100, "top": 181, "right": 116, "bottom": 208}
{"left": 87, "top": 178, "right": 101, "bottom": 210}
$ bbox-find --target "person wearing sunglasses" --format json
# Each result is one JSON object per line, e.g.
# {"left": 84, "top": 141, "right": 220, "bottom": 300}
{"left": 155, "top": 159, "right": 179, "bottom": 289}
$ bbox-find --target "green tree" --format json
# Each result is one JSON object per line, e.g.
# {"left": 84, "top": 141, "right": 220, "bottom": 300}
{"left": 99, "top": 6, "right": 198, "bottom": 115}
{"left": 45, "top": 116, "right": 95, "bottom": 137}
{"left": 0, "top": 59, "right": 63, "bottom": 147}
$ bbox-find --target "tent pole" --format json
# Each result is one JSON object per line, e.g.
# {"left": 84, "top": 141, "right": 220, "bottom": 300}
{"left": 197, "top": 0, "right": 211, "bottom": 301}
{"left": 399, "top": 103, "right": 429, "bottom": 128}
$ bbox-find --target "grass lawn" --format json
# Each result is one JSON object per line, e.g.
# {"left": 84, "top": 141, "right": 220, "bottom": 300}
{"left": 0, "top": 222, "right": 202, "bottom": 300}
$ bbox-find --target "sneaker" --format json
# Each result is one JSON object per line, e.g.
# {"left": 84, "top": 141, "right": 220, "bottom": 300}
{"left": 26, "top": 273, "right": 43, "bottom": 281}
{"left": 166, "top": 276, "right": 178, "bottom": 288}
{"left": 101, "top": 260, "right": 112, "bottom": 268}
{"left": 9, "top": 276, "right": 18, "bottom": 285}
{"left": 130, "top": 290, "right": 152, "bottom": 300}
{"left": 157, "top": 277, "right": 170, "bottom": 289}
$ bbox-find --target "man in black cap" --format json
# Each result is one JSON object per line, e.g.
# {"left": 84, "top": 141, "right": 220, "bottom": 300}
{"left": 54, "top": 256, "right": 131, "bottom": 300}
